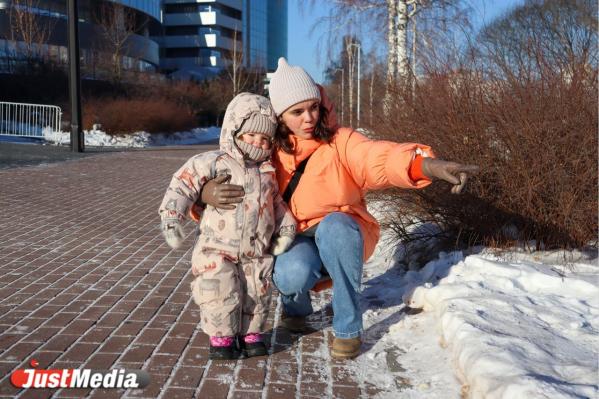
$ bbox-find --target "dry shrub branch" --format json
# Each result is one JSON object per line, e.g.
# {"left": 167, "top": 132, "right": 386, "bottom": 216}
{"left": 83, "top": 79, "right": 214, "bottom": 134}
{"left": 83, "top": 98, "right": 195, "bottom": 135}
{"left": 370, "top": 0, "right": 597, "bottom": 250}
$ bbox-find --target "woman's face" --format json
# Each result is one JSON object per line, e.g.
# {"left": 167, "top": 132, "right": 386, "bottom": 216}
{"left": 280, "top": 99, "right": 320, "bottom": 139}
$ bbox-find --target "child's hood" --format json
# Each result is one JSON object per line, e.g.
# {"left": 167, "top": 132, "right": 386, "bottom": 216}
{"left": 220, "top": 93, "right": 277, "bottom": 160}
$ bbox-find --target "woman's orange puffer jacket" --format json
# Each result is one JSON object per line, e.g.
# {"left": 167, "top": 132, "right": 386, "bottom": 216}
{"left": 273, "top": 129, "right": 434, "bottom": 262}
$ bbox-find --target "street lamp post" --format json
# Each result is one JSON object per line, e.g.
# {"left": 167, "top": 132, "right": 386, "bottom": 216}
{"left": 347, "top": 42, "right": 361, "bottom": 126}
{"left": 67, "top": 0, "right": 83, "bottom": 152}
{"left": 333, "top": 68, "right": 344, "bottom": 125}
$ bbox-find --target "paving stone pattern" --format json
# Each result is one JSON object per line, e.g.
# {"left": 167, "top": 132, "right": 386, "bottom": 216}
{"left": 0, "top": 147, "right": 377, "bottom": 399}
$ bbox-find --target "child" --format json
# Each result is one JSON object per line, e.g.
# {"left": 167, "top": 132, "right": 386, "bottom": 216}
{"left": 158, "top": 93, "right": 296, "bottom": 360}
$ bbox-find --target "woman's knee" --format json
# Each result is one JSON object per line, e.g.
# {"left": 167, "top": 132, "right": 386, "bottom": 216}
{"left": 273, "top": 258, "right": 317, "bottom": 295}
{"left": 316, "top": 213, "right": 362, "bottom": 244}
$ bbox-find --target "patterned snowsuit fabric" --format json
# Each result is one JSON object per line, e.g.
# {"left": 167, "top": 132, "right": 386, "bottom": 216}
{"left": 159, "top": 93, "right": 296, "bottom": 337}
{"left": 190, "top": 253, "right": 273, "bottom": 336}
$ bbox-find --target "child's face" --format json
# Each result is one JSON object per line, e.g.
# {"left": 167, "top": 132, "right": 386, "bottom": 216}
{"left": 239, "top": 132, "right": 271, "bottom": 150}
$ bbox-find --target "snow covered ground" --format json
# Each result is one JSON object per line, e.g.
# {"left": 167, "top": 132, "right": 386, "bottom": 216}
{"left": 336, "top": 229, "right": 598, "bottom": 399}
{"left": 42, "top": 126, "right": 221, "bottom": 147}
{"left": 23, "top": 127, "right": 599, "bottom": 398}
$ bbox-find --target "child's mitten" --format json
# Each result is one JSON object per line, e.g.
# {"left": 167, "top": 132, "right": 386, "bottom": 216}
{"left": 161, "top": 214, "right": 185, "bottom": 249}
{"left": 271, "top": 236, "right": 294, "bottom": 256}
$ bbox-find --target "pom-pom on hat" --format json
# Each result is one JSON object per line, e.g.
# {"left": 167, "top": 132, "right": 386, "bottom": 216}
{"left": 268, "top": 57, "right": 321, "bottom": 116}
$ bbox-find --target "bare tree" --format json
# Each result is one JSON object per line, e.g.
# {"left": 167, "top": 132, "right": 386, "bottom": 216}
{"left": 8, "top": 0, "right": 55, "bottom": 65}
{"left": 305, "top": 0, "right": 471, "bottom": 117}
{"left": 224, "top": 29, "right": 244, "bottom": 96}
{"left": 478, "top": 0, "right": 598, "bottom": 81}
{"left": 396, "top": 1, "right": 472, "bottom": 81}
{"left": 368, "top": 59, "right": 385, "bottom": 126}
{"left": 345, "top": 37, "right": 357, "bottom": 125}
{"left": 95, "top": 2, "right": 138, "bottom": 82}
{"left": 223, "top": 29, "right": 265, "bottom": 98}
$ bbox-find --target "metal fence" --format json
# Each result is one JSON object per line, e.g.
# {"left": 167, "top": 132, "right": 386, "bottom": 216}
{"left": 0, "top": 102, "right": 62, "bottom": 138}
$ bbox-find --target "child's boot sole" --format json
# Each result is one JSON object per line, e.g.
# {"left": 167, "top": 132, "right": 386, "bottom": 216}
{"left": 209, "top": 345, "right": 240, "bottom": 360}
{"left": 241, "top": 341, "right": 268, "bottom": 358}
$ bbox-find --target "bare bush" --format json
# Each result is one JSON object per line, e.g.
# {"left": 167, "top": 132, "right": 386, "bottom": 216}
{"left": 370, "top": 0, "right": 597, "bottom": 249}
{"left": 128, "top": 78, "right": 204, "bottom": 117}
{"left": 83, "top": 98, "right": 195, "bottom": 135}
{"left": 77, "top": 72, "right": 237, "bottom": 130}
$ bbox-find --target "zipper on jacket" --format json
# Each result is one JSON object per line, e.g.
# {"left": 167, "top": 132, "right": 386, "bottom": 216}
{"left": 247, "top": 165, "right": 260, "bottom": 256}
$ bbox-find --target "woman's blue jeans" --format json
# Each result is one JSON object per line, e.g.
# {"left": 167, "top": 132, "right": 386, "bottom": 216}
{"left": 272, "top": 212, "right": 364, "bottom": 338}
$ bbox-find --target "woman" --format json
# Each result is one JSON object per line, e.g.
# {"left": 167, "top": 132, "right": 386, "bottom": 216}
{"left": 201, "top": 58, "right": 478, "bottom": 359}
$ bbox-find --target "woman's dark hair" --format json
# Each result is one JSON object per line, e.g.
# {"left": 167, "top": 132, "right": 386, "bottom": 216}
{"left": 274, "top": 104, "right": 335, "bottom": 154}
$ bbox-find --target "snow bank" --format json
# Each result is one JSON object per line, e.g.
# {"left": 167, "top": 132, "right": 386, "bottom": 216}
{"left": 351, "top": 251, "right": 463, "bottom": 398}
{"left": 403, "top": 250, "right": 599, "bottom": 399}
{"left": 43, "top": 126, "right": 221, "bottom": 147}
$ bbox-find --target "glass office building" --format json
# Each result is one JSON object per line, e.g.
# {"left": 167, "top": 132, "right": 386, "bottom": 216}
{"left": 161, "top": 0, "right": 288, "bottom": 79}
{"left": 0, "top": 0, "right": 287, "bottom": 79}
{"left": 243, "top": 0, "right": 267, "bottom": 69}
{"left": 0, "top": 0, "right": 161, "bottom": 73}
{"left": 116, "top": 0, "right": 160, "bottom": 21}
{"left": 266, "top": 0, "right": 287, "bottom": 72}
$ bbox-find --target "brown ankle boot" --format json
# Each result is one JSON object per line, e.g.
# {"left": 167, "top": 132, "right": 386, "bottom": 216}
{"left": 331, "top": 337, "right": 361, "bottom": 359}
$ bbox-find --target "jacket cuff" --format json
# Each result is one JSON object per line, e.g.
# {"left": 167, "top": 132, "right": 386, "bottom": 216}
{"left": 161, "top": 209, "right": 186, "bottom": 223}
{"left": 188, "top": 203, "right": 203, "bottom": 223}
{"left": 408, "top": 155, "right": 431, "bottom": 182}
{"left": 277, "top": 225, "right": 296, "bottom": 238}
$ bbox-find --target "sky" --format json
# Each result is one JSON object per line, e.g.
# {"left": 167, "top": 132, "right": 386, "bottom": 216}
{"left": 287, "top": 0, "right": 524, "bottom": 83}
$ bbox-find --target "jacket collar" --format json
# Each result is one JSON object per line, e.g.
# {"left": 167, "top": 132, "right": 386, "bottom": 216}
{"left": 276, "top": 134, "right": 322, "bottom": 171}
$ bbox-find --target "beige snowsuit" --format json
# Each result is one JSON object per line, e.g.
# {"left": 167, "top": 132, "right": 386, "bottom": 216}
{"left": 159, "top": 93, "right": 296, "bottom": 337}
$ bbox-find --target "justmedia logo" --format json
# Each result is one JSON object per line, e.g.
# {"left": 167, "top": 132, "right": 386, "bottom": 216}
{"left": 10, "top": 359, "right": 151, "bottom": 389}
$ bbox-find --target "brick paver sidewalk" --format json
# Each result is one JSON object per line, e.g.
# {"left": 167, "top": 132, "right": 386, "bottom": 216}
{"left": 0, "top": 147, "right": 380, "bottom": 399}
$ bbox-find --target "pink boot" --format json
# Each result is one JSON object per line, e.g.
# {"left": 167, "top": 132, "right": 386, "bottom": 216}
{"left": 241, "top": 333, "right": 267, "bottom": 358}
{"left": 209, "top": 336, "right": 238, "bottom": 360}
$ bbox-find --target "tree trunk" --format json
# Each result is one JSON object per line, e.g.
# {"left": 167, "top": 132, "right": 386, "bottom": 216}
{"left": 383, "top": 0, "right": 398, "bottom": 116}
{"left": 346, "top": 39, "right": 355, "bottom": 127}
{"left": 369, "top": 70, "right": 374, "bottom": 126}
{"left": 397, "top": 0, "right": 410, "bottom": 82}
{"left": 411, "top": 12, "right": 417, "bottom": 92}
{"left": 226, "top": 29, "right": 244, "bottom": 97}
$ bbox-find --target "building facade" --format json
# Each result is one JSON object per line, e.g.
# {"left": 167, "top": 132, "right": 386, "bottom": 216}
{"left": 0, "top": 0, "right": 162, "bottom": 74}
{"left": 160, "top": 0, "right": 287, "bottom": 79}
{"left": 266, "top": 0, "right": 286, "bottom": 71}
{"left": 0, "top": 0, "right": 287, "bottom": 79}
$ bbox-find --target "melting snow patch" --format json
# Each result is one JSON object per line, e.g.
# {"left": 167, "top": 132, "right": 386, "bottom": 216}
{"left": 403, "top": 249, "right": 599, "bottom": 399}
{"left": 44, "top": 127, "right": 221, "bottom": 147}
